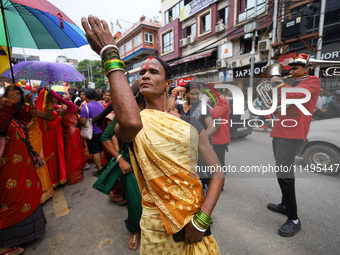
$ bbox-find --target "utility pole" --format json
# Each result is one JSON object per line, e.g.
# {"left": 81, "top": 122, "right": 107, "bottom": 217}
{"left": 89, "top": 61, "right": 93, "bottom": 82}
{"left": 249, "top": 3, "right": 258, "bottom": 88}
{"left": 270, "top": 0, "right": 279, "bottom": 64}
{"left": 314, "top": 0, "right": 326, "bottom": 77}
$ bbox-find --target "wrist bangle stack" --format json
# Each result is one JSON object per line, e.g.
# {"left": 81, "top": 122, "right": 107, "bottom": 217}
{"left": 101, "top": 47, "right": 125, "bottom": 77}
{"left": 192, "top": 209, "right": 212, "bottom": 231}
{"left": 170, "top": 93, "right": 177, "bottom": 97}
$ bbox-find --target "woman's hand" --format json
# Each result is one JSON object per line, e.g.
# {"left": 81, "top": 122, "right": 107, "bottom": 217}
{"left": 6, "top": 85, "right": 21, "bottom": 104}
{"left": 59, "top": 107, "right": 66, "bottom": 117}
{"left": 183, "top": 221, "right": 205, "bottom": 244}
{"left": 173, "top": 86, "right": 186, "bottom": 94}
{"left": 118, "top": 158, "right": 132, "bottom": 175}
{"left": 35, "top": 156, "right": 46, "bottom": 171}
{"left": 81, "top": 15, "right": 115, "bottom": 55}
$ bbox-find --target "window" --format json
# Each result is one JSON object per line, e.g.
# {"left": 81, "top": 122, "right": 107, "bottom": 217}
{"left": 145, "top": 31, "right": 153, "bottom": 45}
{"left": 134, "top": 33, "right": 142, "bottom": 48}
{"left": 165, "top": 1, "right": 183, "bottom": 24}
{"left": 162, "top": 30, "right": 173, "bottom": 54}
{"left": 218, "top": 6, "right": 228, "bottom": 26}
{"left": 125, "top": 39, "right": 132, "bottom": 52}
{"left": 183, "top": 23, "right": 196, "bottom": 38}
{"left": 239, "top": 0, "right": 266, "bottom": 22}
{"left": 200, "top": 13, "right": 211, "bottom": 34}
{"left": 225, "top": 6, "right": 229, "bottom": 26}
{"left": 119, "top": 45, "right": 124, "bottom": 56}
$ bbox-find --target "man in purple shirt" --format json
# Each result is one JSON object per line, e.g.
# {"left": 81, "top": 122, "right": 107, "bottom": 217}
{"left": 80, "top": 89, "right": 105, "bottom": 170}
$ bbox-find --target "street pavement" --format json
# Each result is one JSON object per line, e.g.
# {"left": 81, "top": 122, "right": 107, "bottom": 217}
{"left": 24, "top": 129, "right": 340, "bottom": 255}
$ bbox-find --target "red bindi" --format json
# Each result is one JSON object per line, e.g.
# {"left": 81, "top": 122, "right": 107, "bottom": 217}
{"left": 148, "top": 56, "right": 153, "bottom": 60}
{"left": 145, "top": 65, "right": 149, "bottom": 69}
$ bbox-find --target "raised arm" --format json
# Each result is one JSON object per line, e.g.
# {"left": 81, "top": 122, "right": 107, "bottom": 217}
{"left": 81, "top": 15, "right": 142, "bottom": 142}
{"left": 50, "top": 90, "right": 78, "bottom": 116}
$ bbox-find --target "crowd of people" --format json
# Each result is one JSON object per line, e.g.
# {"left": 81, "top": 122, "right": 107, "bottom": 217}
{"left": 312, "top": 88, "right": 340, "bottom": 119}
{"left": 1, "top": 13, "right": 339, "bottom": 255}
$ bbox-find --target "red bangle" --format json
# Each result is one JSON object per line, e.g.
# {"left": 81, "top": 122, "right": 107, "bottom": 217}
{"left": 6, "top": 101, "right": 16, "bottom": 109}
{"left": 171, "top": 93, "right": 177, "bottom": 97}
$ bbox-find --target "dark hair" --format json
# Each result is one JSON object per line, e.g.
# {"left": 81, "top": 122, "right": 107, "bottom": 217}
{"left": 131, "top": 81, "right": 146, "bottom": 107}
{"left": 184, "top": 80, "right": 201, "bottom": 93}
{"left": 68, "top": 91, "right": 77, "bottom": 102}
{"left": 5, "top": 85, "right": 25, "bottom": 112}
{"left": 79, "top": 89, "right": 85, "bottom": 94}
{"left": 104, "top": 89, "right": 110, "bottom": 94}
{"left": 68, "top": 87, "right": 78, "bottom": 93}
{"left": 153, "top": 56, "right": 171, "bottom": 80}
{"left": 85, "top": 88, "right": 97, "bottom": 100}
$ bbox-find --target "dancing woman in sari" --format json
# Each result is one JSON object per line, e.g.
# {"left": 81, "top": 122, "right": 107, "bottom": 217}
{"left": 51, "top": 90, "right": 86, "bottom": 185}
{"left": 4, "top": 86, "right": 55, "bottom": 204}
{"left": 36, "top": 89, "right": 67, "bottom": 188}
{"left": 82, "top": 16, "right": 224, "bottom": 255}
{"left": 0, "top": 86, "right": 47, "bottom": 255}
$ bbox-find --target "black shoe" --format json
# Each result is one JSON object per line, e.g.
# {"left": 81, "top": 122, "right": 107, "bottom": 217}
{"left": 267, "top": 203, "right": 288, "bottom": 216}
{"left": 278, "top": 219, "right": 301, "bottom": 237}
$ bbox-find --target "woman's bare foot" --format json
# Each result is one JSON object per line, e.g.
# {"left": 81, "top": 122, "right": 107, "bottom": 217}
{"left": 108, "top": 192, "right": 126, "bottom": 204}
{"left": 0, "top": 247, "right": 24, "bottom": 255}
{"left": 128, "top": 232, "right": 140, "bottom": 250}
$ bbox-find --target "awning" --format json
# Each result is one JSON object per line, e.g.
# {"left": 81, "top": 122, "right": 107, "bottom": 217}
{"left": 178, "top": 49, "right": 215, "bottom": 64}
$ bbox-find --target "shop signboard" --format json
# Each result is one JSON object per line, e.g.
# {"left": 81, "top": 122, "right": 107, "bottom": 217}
{"left": 180, "top": 0, "right": 217, "bottom": 21}
{"left": 177, "top": 76, "right": 195, "bottom": 86}
{"left": 279, "top": 53, "right": 296, "bottom": 71}
{"left": 233, "top": 63, "right": 267, "bottom": 78}
{"left": 220, "top": 42, "right": 233, "bottom": 59}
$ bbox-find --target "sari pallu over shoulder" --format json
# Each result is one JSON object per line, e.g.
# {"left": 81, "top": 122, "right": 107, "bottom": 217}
{"left": 133, "top": 109, "right": 204, "bottom": 235}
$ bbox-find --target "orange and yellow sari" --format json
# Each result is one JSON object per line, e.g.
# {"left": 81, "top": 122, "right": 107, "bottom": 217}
{"left": 26, "top": 118, "right": 54, "bottom": 203}
{"left": 131, "top": 109, "right": 219, "bottom": 255}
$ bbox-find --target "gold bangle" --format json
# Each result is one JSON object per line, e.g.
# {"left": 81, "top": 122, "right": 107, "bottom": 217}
{"left": 47, "top": 103, "right": 54, "bottom": 110}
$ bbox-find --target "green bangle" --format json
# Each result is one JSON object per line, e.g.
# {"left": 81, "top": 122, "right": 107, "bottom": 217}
{"left": 104, "top": 63, "right": 125, "bottom": 74}
{"left": 103, "top": 59, "right": 125, "bottom": 68}
{"left": 102, "top": 55, "right": 121, "bottom": 63}
{"left": 102, "top": 50, "right": 120, "bottom": 60}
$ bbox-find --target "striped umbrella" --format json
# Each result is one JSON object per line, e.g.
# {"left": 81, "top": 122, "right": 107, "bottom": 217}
{"left": 0, "top": 0, "right": 88, "bottom": 49}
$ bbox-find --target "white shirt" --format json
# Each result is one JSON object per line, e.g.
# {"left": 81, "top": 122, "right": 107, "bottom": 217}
{"left": 314, "top": 95, "right": 326, "bottom": 112}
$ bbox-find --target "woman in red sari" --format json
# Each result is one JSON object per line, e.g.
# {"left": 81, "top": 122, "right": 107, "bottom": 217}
{"left": 36, "top": 89, "right": 67, "bottom": 188}
{"left": 5, "top": 86, "right": 55, "bottom": 204}
{"left": 0, "top": 86, "right": 46, "bottom": 255}
{"left": 51, "top": 90, "right": 86, "bottom": 185}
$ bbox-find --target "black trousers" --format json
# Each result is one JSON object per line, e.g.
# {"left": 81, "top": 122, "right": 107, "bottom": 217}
{"left": 272, "top": 137, "right": 304, "bottom": 220}
{"left": 213, "top": 143, "right": 229, "bottom": 166}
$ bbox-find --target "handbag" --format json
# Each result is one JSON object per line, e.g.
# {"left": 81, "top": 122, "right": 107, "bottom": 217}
{"left": 80, "top": 105, "right": 93, "bottom": 140}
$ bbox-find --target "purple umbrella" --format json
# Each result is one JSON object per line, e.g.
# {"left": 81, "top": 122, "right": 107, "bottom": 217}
{"left": 1, "top": 61, "right": 86, "bottom": 82}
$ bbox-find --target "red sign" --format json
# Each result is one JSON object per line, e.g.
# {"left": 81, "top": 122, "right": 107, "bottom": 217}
{"left": 279, "top": 53, "right": 296, "bottom": 71}
{"left": 176, "top": 76, "right": 195, "bottom": 86}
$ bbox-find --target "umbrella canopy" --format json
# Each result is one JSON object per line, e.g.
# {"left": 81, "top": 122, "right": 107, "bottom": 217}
{"left": 1, "top": 61, "right": 87, "bottom": 82}
{"left": 0, "top": 0, "right": 88, "bottom": 49}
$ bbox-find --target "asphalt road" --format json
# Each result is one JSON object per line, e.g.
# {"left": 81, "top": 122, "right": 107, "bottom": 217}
{"left": 24, "top": 129, "right": 340, "bottom": 255}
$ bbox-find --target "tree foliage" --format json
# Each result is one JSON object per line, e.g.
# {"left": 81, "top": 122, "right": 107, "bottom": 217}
{"left": 75, "top": 60, "right": 106, "bottom": 90}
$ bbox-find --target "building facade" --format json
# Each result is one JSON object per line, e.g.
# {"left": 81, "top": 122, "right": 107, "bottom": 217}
{"left": 56, "top": 55, "right": 78, "bottom": 67}
{"left": 159, "top": 0, "right": 274, "bottom": 95}
{"left": 274, "top": 0, "right": 340, "bottom": 92}
{"left": 115, "top": 16, "right": 161, "bottom": 85}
